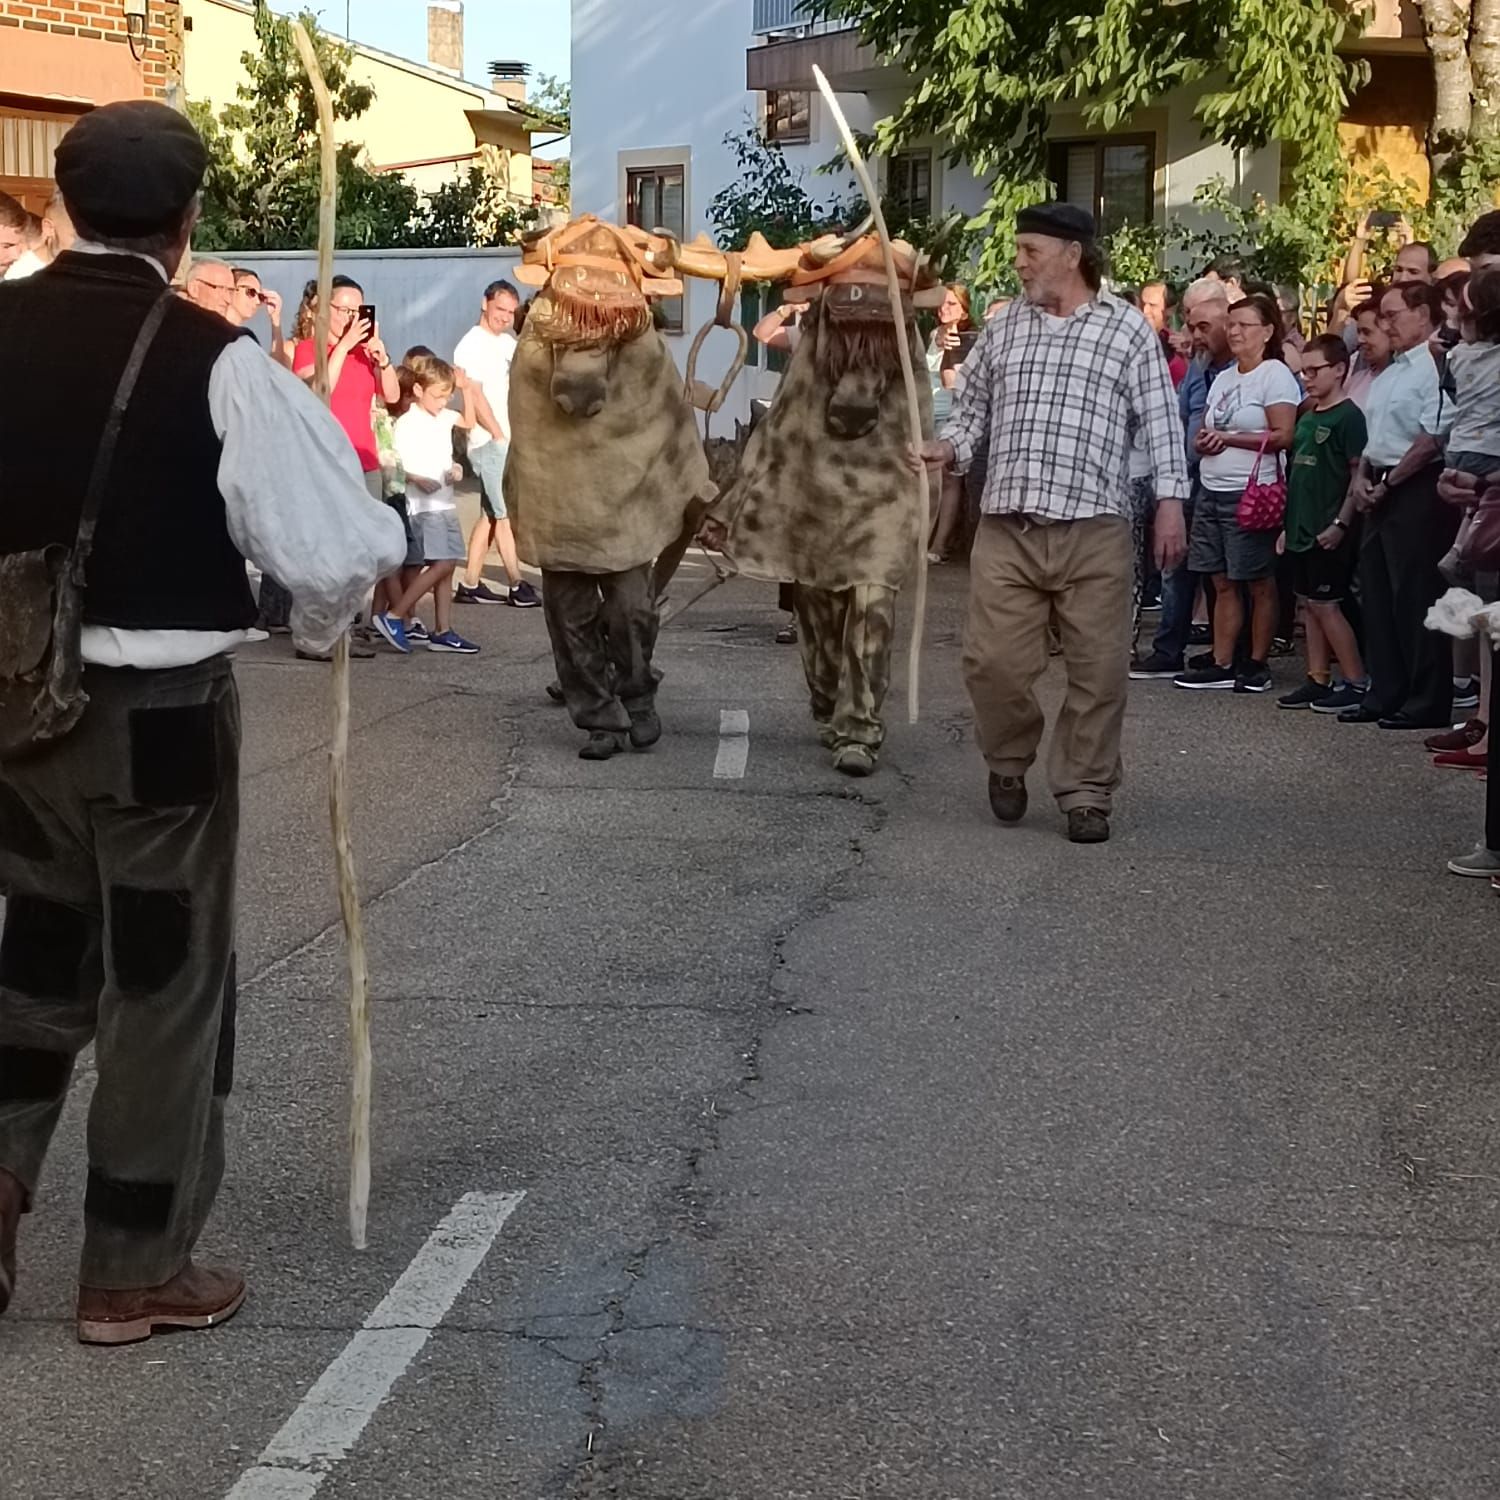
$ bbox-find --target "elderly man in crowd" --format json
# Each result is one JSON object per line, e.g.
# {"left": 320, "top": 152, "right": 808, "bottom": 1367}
{"left": 183, "top": 257, "right": 237, "bottom": 317}
{"left": 1339, "top": 282, "right": 1457, "bottom": 729}
{"left": 1130, "top": 276, "right": 1233, "bottom": 681}
{"left": 0, "top": 101, "right": 404, "bottom": 1344}
{"left": 914, "top": 203, "right": 1188, "bottom": 845}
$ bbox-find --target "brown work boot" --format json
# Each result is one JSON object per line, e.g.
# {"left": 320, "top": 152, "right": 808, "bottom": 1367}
{"left": 0, "top": 1168, "right": 23, "bottom": 1316}
{"left": 77, "top": 1261, "right": 246, "bottom": 1346}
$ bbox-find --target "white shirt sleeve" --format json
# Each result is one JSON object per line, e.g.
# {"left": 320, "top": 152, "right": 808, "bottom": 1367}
{"left": 1264, "top": 361, "right": 1303, "bottom": 408}
{"left": 208, "top": 338, "right": 406, "bottom": 654}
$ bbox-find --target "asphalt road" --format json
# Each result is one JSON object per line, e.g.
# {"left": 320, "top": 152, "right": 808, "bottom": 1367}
{"left": 4, "top": 548, "right": 1500, "bottom": 1500}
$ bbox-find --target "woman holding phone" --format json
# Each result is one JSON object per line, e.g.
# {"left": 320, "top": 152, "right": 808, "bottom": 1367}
{"left": 927, "top": 282, "right": 974, "bottom": 561}
{"left": 291, "top": 273, "right": 402, "bottom": 500}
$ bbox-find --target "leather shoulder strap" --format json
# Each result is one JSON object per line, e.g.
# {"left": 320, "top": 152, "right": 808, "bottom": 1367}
{"left": 73, "top": 289, "right": 174, "bottom": 570}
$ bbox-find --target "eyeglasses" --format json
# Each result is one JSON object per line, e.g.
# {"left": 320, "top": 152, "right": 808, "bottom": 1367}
{"left": 198, "top": 281, "right": 236, "bottom": 295}
{"left": 236, "top": 286, "right": 268, "bottom": 303}
{"left": 1299, "top": 363, "right": 1331, "bottom": 375}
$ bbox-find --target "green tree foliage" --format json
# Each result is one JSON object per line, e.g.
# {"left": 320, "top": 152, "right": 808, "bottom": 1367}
{"left": 812, "top": 0, "right": 1369, "bottom": 286}
{"left": 189, "top": 4, "right": 422, "bottom": 250}
{"left": 190, "top": 2, "right": 538, "bottom": 250}
{"left": 705, "top": 123, "right": 854, "bottom": 249}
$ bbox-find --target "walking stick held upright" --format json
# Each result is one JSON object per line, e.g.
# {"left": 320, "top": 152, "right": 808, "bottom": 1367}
{"left": 291, "top": 20, "right": 374, "bottom": 1252}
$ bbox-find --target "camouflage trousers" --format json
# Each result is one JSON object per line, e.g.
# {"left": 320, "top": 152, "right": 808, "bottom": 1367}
{"left": 793, "top": 584, "right": 898, "bottom": 751}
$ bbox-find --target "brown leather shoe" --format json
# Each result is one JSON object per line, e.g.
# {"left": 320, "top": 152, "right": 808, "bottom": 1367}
{"left": 77, "top": 1261, "right": 246, "bottom": 1346}
{"left": 0, "top": 1168, "right": 23, "bottom": 1316}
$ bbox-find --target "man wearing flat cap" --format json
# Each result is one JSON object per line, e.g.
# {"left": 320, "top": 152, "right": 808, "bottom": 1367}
{"left": 0, "top": 102, "right": 405, "bottom": 1343}
{"left": 914, "top": 202, "right": 1188, "bottom": 844}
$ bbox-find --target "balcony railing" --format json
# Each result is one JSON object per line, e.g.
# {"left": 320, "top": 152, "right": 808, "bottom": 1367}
{"left": 753, "top": 0, "right": 809, "bottom": 31}
{"left": 752, "top": 0, "right": 847, "bottom": 36}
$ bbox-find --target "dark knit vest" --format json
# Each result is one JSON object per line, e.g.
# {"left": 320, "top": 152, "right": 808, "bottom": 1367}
{"left": 0, "top": 252, "right": 256, "bottom": 631}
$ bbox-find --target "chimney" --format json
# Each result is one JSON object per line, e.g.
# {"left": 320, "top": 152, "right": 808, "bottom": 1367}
{"left": 488, "top": 58, "right": 529, "bottom": 104}
{"left": 427, "top": 1, "right": 463, "bottom": 75}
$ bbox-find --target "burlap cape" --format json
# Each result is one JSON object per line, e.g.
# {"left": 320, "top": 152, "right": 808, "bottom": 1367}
{"left": 504, "top": 320, "right": 715, "bottom": 575}
{"left": 711, "top": 312, "right": 933, "bottom": 593}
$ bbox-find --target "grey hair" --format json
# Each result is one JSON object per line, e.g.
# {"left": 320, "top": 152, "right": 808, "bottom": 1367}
{"left": 1079, "top": 240, "right": 1105, "bottom": 291}
{"left": 1181, "top": 275, "right": 1230, "bottom": 309}
{"left": 184, "top": 256, "right": 232, "bottom": 284}
{"left": 63, "top": 193, "right": 200, "bottom": 259}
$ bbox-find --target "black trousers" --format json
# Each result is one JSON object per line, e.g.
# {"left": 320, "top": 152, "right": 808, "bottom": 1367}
{"left": 0, "top": 657, "right": 239, "bottom": 1289}
{"left": 1358, "top": 468, "right": 1458, "bottom": 722}
{"left": 541, "top": 565, "right": 660, "bottom": 733}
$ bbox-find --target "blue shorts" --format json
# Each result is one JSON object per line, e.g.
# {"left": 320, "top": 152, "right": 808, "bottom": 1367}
{"left": 470, "top": 440, "right": 508, "bottom": 521}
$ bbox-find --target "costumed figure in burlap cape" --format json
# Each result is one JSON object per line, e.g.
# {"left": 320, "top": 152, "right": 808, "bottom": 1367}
{"left": 701, "top": 228, "right": 941, "bottom": 776}
{"left": 503, "top": 217, "right": 720, "bottom": 760}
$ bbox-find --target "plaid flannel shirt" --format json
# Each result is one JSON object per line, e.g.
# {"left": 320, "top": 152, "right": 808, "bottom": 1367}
{"left": 942, "top": 291, "right": 1190, "bottom": 522}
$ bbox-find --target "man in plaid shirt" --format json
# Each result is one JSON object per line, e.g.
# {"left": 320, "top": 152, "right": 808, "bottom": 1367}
{"left": 913, "top": 203, "right": 1188, "bottom": 844}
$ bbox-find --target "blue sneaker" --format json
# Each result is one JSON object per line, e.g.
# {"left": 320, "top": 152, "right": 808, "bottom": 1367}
{"left": 372, "top": 613, "right": 410, "bottom": 654}
{"left": 507, "top": 581, "right": 542, "bottom": 608}
{"left": 405, "top": 619, "right": 430, "bottom": 643}
{"left": 427, "top": 630, "right": 480, "bottom": 654}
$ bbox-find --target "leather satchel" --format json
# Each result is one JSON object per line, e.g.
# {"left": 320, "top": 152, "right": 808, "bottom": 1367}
{"left": 0, "top": 290, "right": 172, "bottom": 761}
{"left": 1234, "top": 429, "right": 1287, "bottom": 533}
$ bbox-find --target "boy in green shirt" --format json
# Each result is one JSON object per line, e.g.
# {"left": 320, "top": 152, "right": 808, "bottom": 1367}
{"left": 1278, "top": 334, "right": 1370, "bottom": 712}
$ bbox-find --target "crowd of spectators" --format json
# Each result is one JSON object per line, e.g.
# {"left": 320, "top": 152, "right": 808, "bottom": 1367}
{"left": 171, "top": 261, "right": 544, "bottom": 658}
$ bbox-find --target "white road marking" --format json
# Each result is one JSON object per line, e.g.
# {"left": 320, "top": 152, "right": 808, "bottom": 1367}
{"left": 714, "top": 708, "right": 750, "bottom": 779}
{"left": 224, "top": 1190, "right": 525, "bottom": 1500}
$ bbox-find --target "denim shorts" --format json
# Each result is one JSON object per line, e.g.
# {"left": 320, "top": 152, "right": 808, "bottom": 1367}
{"left": 470, "top": 440, "right": 508, "bottom": 521}
{"left": 1188, "top": 487, "right": 1277, "bottom": 582}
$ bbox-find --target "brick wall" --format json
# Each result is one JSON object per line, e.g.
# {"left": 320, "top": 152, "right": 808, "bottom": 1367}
{"left": 0, "top": 0, "right": 181, "bottom": 99}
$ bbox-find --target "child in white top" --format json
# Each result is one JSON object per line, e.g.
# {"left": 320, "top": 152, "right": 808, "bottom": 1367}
{"left": 373, "top": 353, "right": 478, "bottom": 654}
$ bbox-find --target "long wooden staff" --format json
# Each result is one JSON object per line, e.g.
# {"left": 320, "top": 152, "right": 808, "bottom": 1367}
{"left": 812, "top": 65, "right": 927, "bottom": 725}
{"left": 291, "top": 21, "right": 373, "bottom": 1251}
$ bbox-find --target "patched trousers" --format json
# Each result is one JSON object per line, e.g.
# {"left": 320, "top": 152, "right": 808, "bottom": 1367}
{"left": 542, "top": 565, "right": 661, "bottom": 733}
{"left": 794, "top": 584, "right": 898, "bottom": 751}
{"left": 0, "top": 656, "right": 239, "bottom": 1290}
{"left": 963, "top": 513, "right": 1133, "bottom": 813}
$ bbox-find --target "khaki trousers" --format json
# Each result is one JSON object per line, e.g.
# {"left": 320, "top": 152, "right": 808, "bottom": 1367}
{"left": 962, "top": 513, "right": 1133, "bottom": 813}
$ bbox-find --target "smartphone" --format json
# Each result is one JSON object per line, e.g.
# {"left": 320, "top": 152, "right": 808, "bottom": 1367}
{"left": 956, "top": 330, "right": 979, "bottom": 359}
{"left": 358, "top": 303, "right": 376, "bottom": 341}
{"left": 1366, "top": 210, "right": 1402, "bottom": 231}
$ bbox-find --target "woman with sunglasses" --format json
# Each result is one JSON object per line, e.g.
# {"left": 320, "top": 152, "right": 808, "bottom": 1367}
{"left": 227, "top": 267, "right": 289, "bottom": 369}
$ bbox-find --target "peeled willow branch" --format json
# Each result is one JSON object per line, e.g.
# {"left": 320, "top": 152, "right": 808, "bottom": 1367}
{"left": 811, "top": 65, "right": 928, "bottom": 725}
{"left": 291, "top": 20, "right": 373, "bottom": 1253}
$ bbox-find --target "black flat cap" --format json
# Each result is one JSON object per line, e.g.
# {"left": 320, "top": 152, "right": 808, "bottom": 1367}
{"left": 55, "top": 101, "right": 206, "bottom": 237}
{"left": 1015, "top": 202, "right": 1097, "bottom": 243}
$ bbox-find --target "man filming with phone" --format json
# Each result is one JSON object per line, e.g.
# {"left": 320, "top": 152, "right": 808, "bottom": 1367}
{"left": 292, "top": 273, "right": 400, "bottom": 499}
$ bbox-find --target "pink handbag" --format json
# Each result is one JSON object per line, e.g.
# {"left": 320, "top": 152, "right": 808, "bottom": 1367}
{"left": 1235, "top": 429, "right": 1287, "bottom": 532}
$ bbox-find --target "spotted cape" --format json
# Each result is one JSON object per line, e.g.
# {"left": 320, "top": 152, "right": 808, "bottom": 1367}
{"left": 711, "top": 310, "right": 933, "bottom": 592}
{"left": 503, "top": 314, "right": 715, "bottom": 575}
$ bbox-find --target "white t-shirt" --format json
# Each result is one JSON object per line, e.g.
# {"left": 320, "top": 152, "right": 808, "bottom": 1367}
{"left": 394, "top": 406, "right": 461, "bottom": 513}
{"left": 453, "top": 324, "right": 516, "bottom": 451}
{"left": 1199, "top": 358, "right": 1301, "bottom": 492}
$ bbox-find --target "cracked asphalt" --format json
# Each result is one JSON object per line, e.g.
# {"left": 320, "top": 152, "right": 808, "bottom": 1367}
{"left": 5, "top": 547, "right": 1500, "bottom": 1499}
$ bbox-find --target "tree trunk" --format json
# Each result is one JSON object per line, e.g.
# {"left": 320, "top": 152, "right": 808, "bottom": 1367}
{"left": 1421, "top": 0, "right": 1476, "bottom": 168}
{"left": 1472, "top": 0, "right": 1500, "bottom": 140}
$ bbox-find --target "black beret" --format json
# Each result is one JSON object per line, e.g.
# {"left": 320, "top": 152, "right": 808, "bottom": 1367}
{"left": 55, "top": 101, "right": 206, "bottom": 237}
{"left": 1015, "top": 202, "right": 1097, "bottom": 244}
